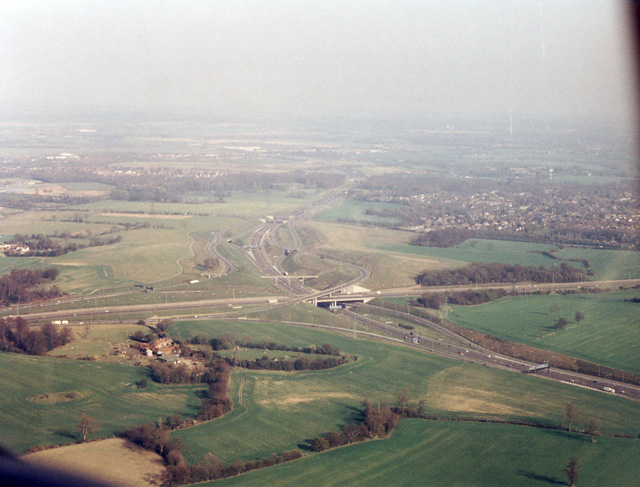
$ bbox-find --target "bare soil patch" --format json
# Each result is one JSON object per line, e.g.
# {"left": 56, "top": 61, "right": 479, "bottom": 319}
{"left": 254, "top": 379, "right": 356, "bottom": 409}
{"left": 24, "top": 437, "right": 166, "bottom": 487}
{"left": 101, "top": 212, "right": 192, "bottom": 219}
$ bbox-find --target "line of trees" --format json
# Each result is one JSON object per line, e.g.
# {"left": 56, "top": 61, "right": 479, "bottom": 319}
{"left": 311, "top": 398, "right": 399, "bottom": 453}
{"left": 7, "top": 233, "right": 121, "bottom": 257}
{"left": 0, "top": 268, "right": 63, "bottom": 305}
{"left": 198, "top": 334, "right": 342, "bottom": 356}
{"left": 121, "top": 415, "right": 302, "bottom": 486}
{"left": 198, "top": 359, "right": 234, "bottom": 421}
{"left": 230, "top": 354, "right": 348, "bottom": 371}
{"left": 416, "top": 289, "right": 509, "bottom": 309}
{"left": 0, "top": 317, "right": 73, "bottom": 355}
{"left": 415, "top": 262, "right": 587, "bottom": 287}
{"left": 147, "top": 357, "right": 234, "bottom": 422}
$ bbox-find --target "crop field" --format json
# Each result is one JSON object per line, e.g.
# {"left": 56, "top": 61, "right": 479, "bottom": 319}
{"left": 447, "top": 289, "right": 640, "bottom": 375}
{"left": 204, "top": 419, "right": 640, "bottom": 487}
{"left": 0, "top": 352, "right": 204, "bottom": 454}
{"left": 379, "top": 240, "right": 563, "bottom": 270}
{"left": 555, "top": 248, "right": 640, "bottom": 280}
{"left": 169, "top": 319, "right": 640, "bottom": 465}
{"left": 312, "top": 198, "right": 403, "bottom": 225}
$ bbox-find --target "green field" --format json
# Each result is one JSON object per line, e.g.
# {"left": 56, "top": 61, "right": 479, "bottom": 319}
{"left": 0, "top": 352, "right": 203, "bottom": 454}
{"left": 555, "top": 248, "right": 640, "bottom": 280}
{"left": 203, "top": 419, "right": 640, "bottom": 487}
{"left": 379, "top": 239, "right": 565, "bottom": 270}
{"left": 169, "top": 319, "right": 640, "bottom": 466}
{"left": 447, "top": 290, "right": 640, "bottom": 375}
{"left": 313, "top": 198, "right": 404, "bottom": 225}
{"left": 70, "top": 189, "right": 321, "bottom": 218}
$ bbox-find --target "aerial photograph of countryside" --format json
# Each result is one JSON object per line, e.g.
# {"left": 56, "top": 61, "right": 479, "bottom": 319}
{"left": 1, "top": 1, "right": 639, "bottom": 486}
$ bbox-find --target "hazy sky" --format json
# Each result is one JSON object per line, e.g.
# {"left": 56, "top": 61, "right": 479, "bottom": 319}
{"left": 0, "top": 0, "right": 636, "bottom": 123}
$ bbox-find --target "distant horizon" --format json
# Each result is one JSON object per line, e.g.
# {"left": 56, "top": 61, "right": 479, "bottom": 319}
{"left": 0, "top": 108, "right": 635, "bottom": 132}
{"left": 1, "top": 1, "right": 636, "bottom": 128}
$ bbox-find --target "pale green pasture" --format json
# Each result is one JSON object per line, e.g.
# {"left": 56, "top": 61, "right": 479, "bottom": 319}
{"left": 51, "top": 228, "right": 192, "bottom": 292}
{"left": 48, "top": 324, "right": 147, "bottom": 358}
{"left": 378, "top": 241, "right": 559, "bottom": 269}
{"left": 0, "top": 210, "right": 115, "bottom": 236}
{"left": 300, "top": 221, "right": 453, "bottom": 288}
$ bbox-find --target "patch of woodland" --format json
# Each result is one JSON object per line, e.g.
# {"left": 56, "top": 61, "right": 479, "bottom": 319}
{"left": 0, "top": 192, "right": 94, "bottom": 210}
{"left": 188, "top": 334, "right": 354, "bottom": 371}
{"left": 410, "top": 228, "right": 475, "bottom": 248}
{"left": 415, "top": 262, "right": 587, "bottom": 287}
{"left": 6, "top": 233, "right": 122, "bottom": 257}
{"left": 416, "top": 288, "right": 511, "bottom": 309}
{"left": 0, "top": 317, "right": 73, "bottom": 356}
{"left": 309, "top": 398, "right": 399, "bottom": 454}
{"left": 147, "top": 358, "right": 233, "bottom": 422}
{"left": 27, "top": 165, "right": 346, "bottom": 204}
{"left": 0, "top": 268, "right": 64, "bottom": 305}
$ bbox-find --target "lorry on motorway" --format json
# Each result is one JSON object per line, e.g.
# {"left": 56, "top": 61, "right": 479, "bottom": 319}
{"left": 603, "top": 387, "right": 615, "bottom": 393}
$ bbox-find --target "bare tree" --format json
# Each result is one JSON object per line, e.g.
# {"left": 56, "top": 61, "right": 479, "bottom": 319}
{"left": 563, "top": 457, "right": 580, "bottom": 486}
{"left": 574, "top": 311, "right": 585, "bottom": 323}
{"left": 156, "top": 319, "right": 173, "bottom": 335}
{"left": 586, "top": 417, "right": 600, "bottom": 442}
{"left": 77, "top": 413, "right": 99, "bottom": 442}
{"left": 395, "top": 387, "right": 410, "bottom": 415}
{"left": 565, "top": 402, "right": 577, "bottom": 432}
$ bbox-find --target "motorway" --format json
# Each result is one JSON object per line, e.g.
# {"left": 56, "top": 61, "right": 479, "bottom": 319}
{"left": 339, "top": 305, "right": 640, "bottom": 402}
{"left": 5, "top": 186, "right": 640, "bottom": 402}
